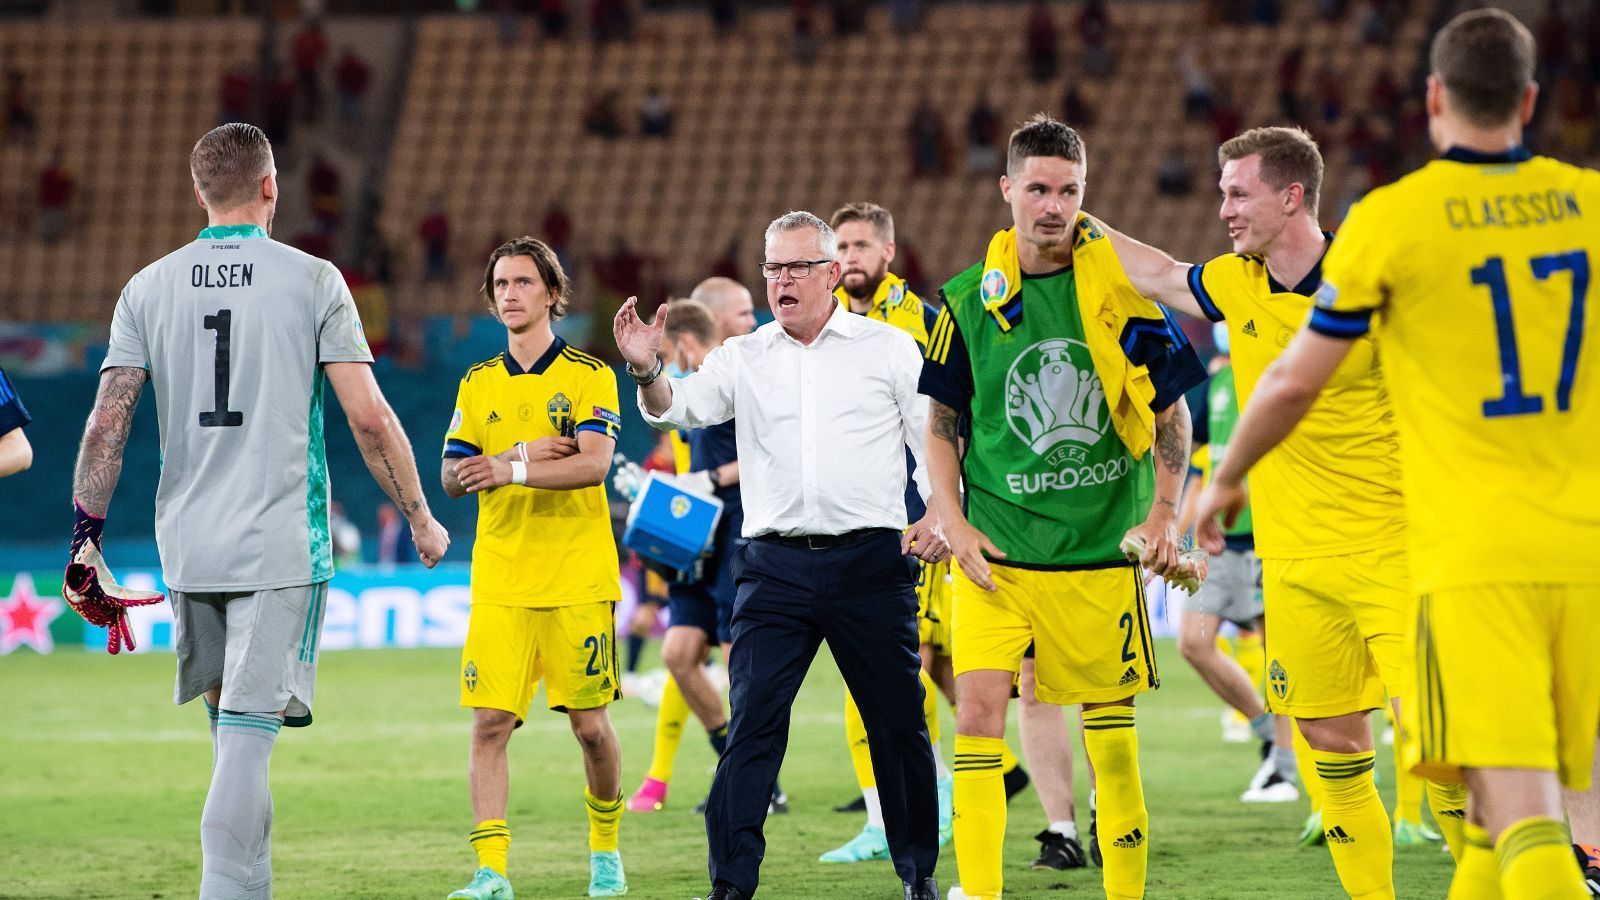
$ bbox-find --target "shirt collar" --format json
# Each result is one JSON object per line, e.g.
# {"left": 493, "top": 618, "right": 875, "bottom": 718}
{"left": 1441, "top": 145, "right": 1532, "bottom": 165}
{"left": 504, "top": 336, "right": 567, "bottom": 376}
{"left": 197, "top": 224, "right": 268, "bottom": 240}
{"left": 768, "top": 302, "right": 855, "bottom": 346}
{"left": 1266, "top": 231, "right": 1335, "bottom": 297}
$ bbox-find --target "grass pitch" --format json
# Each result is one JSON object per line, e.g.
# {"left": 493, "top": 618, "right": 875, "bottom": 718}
{"left": 0, "top": 639, "right": 1453, "bottom": 898}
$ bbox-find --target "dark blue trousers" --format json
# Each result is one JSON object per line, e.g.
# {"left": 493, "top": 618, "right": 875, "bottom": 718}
{"left": 704, "top": 529, "right": 939, "bottom": 896}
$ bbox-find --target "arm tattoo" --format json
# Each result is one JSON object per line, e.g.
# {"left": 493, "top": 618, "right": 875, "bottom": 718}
{"left": 1154, "top": 402, "right": 1191, "bottom": 478}
{"left": 72, "top": 366, "right": 148, "bottom": 516}
{"left": 350, "top": 413, "right": 426, "bottom": 517}
{"left": 929, "top": 400, "right": 961, "bottom": 447}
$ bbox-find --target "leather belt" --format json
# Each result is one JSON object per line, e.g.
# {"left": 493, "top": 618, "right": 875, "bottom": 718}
{"left": 754, "top": 527, "right": 892, "bottom": 550}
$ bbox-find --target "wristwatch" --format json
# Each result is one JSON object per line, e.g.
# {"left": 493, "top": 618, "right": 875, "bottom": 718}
{"left": 627, "top": 355, "right": 664, "bottom": 386}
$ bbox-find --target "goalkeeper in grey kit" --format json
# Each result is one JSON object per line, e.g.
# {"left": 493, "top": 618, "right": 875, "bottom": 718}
{"left": 66, "top": 123, "right": 448, "bottom": 899}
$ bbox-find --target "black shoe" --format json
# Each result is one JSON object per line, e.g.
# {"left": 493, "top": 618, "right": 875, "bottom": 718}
{"left": 834, "top": 794, "right": 867, "bottom": 813}
{"left": 768, "top": 791, "right": 789, "bottom": 814}
{"left": 903, "top": 876, "right": 939, "bottom": 900}
{"left": 1030, "top": 829, "right": 1088, "bottom": 869}
{"left": 704, "top": 882, "right": 749, "bottom": 900}
{"left": 1003, "top": 765, "right": 1031, "bottom": 802}
{"left": 1088, "top": 808, "right": 1103, "bottom": 868}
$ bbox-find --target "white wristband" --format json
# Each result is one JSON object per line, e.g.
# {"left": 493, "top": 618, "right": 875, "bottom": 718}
{"left": 515, "top": 441, "right": 529, "bottom": 462}
{"left": 509, "top": 461, "right": 527, "bottom": 485}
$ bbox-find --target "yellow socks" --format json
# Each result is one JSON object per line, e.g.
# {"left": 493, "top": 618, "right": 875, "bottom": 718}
{"left": 1495, "top": 816, "right": 1586, "bottom": 899}
{"left": 1311, "top": 749, "right": 1394, "bottom": 899}
{"left": 998, "top": 739, "right": 1020, "bottom": 775}
{"left": 1448, "top": 823, "right": 1503, "bottom": 900}
{"left": 586, "top": 789, "right": 623, "bottom": 853}
{"left": 1082, "top": 706, "right": 1147, "bottom": 900}
{"left": 1390, "top": 708, "right": 1423, "bottom": 827}
{"left": 850, "top": 673, "right": 944, "bottom": 799}
{"left": 470, "top": 818, "right": 510, "bottom": 875}
{"left": 953, "top": 734, "right": 1007, "bottom": 898}
{"left": 1427, "top": 779, "right": 1469, "bottom": 860}
{"left": 1292, "top": 721, "right": 1324, "bottom": 812}
{"left": 1235, "top": 630, "right": 1265, "bottom": 693}
{"left": 844, "top": 690, "right": 877, "bottom": 791}
{"left": 646, "top": 674, "right": 690, "bottom": 783}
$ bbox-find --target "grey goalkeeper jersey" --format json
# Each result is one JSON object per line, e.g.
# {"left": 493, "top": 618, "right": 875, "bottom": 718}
{"left": 103, "top": 224, "right": 373, "bottom": 592}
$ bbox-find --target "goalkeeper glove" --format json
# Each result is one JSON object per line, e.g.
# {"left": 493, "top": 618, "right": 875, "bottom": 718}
{"left": 63, "top": 502, "right": 165, "bottom": 654}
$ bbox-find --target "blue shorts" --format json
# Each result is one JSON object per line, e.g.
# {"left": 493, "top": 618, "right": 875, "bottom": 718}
{"left": 667, "top": 538, "right": 743, "bottom": 645}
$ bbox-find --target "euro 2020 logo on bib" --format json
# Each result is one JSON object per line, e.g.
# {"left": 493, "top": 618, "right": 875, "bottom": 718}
{"left": 980, "top": 268, "right": 1009, "bottom": 305}
{"left": 1005, "top": 338, "right": 1108, "bottom": 466}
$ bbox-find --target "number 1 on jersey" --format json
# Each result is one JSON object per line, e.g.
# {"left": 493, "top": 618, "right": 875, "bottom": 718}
{"left": 1472, "top": 250, "right": 1589, "bottom": 418}
{"left": 200, "top": 309, "right": 244, "bottom": 427}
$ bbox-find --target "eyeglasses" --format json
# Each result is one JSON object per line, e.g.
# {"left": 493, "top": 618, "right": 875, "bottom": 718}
{"left": 759, "top": 258, "right": 833, "bottom": 280}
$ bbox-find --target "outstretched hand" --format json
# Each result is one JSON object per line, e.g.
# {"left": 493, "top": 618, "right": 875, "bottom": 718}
{"left": 613, "top": 296, "right": 666, "bottom": 373}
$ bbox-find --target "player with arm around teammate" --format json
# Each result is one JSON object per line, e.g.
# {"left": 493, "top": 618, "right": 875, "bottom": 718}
{"left": 1194, "top": 11, "right": 1600, "bottom": 896}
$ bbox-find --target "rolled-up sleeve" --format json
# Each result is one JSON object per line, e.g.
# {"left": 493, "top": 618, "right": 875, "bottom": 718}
{"left": 639, "top": 340, "right": 740, "bottom": 431}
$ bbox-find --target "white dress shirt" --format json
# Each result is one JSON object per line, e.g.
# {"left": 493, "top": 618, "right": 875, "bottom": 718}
{"left": 641, "top": 306, "right": 930, "bottom": 538}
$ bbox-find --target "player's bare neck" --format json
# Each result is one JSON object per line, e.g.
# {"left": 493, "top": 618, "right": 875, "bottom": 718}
{"left": 1262, "top": 216, "right": 1327, "bottom": 292}
{"left": 1018, "top": 240, "right": 1073, "bottom": 275}
{"left": 206, "top": 205, "right": 271, "bottom": 233}
{"left": 1437, "top": 122, "right": 1523, "bottom": 158}
{"left": 506, "top": 324, "right": 556, "bottom": 371}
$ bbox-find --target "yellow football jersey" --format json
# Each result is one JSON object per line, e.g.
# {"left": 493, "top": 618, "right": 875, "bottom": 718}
{"left": 1190, "top": 248, "right": 1406, "bottom": 560}
{"left": 1314, "top": 147, "right": 1600, "bottom": 591}
{"left": 443, "top": 338, "right": 623, "bottom": 607}
{"left": 834, "top": 272, "right": 932, "bottom": 348}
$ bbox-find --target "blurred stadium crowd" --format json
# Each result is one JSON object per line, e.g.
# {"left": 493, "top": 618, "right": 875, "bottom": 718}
{"left": 0, "top": 0, "right": 1596, "bottom": 557}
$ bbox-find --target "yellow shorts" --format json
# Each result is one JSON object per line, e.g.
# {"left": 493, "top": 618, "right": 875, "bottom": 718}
{"left": 1261, "top": 543, "right": 1410, "bottom": 719}
{"left": 460, "top": 600, "right": 620, "bottom": 719}
{"left": 917, "top": 558, "right": 952, "bottom": 654}
{"left": 1407, "top": 584, "right": 1600, "bottom": 789}
{"left": 952, "top": 563, "right": 1156, "bottom": 705}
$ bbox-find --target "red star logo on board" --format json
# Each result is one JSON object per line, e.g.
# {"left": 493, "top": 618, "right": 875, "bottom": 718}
{"left": 0, "top": 573, "right": 63, "bottom": 655}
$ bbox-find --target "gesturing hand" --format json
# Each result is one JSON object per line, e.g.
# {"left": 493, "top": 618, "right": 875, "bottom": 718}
{"left": 613, "top": 296, "right": 667, "bottom": 373}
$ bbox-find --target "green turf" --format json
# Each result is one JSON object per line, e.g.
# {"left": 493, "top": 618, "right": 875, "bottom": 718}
{"left": 0, "top": 639, "right": 1453, "bottom": 898}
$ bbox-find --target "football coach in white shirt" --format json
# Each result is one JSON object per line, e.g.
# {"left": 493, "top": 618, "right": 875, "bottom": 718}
{"left": 615, "top": 211, "right": 948, "bottom": 900}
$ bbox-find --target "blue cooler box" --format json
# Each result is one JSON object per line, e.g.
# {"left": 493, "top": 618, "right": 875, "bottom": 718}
{"left": 623, "top": 473, "right": 725, "bottom": 572}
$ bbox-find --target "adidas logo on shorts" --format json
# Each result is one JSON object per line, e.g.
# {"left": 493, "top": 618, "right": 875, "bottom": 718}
{"left": 1242, "top": 319, "right": 1259, "bottom": 337}
{"left": 1118, "top": 667, "right": 1140, "bottom": 686}
{"left": 486, "top": 411, "right": 502, "bottom": 424}
{"left": 1324, "top": 826, "right": 1354, "bottom": 844}
{"left": 1112, "top": 828, "right": 1144, "bottom": 848}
